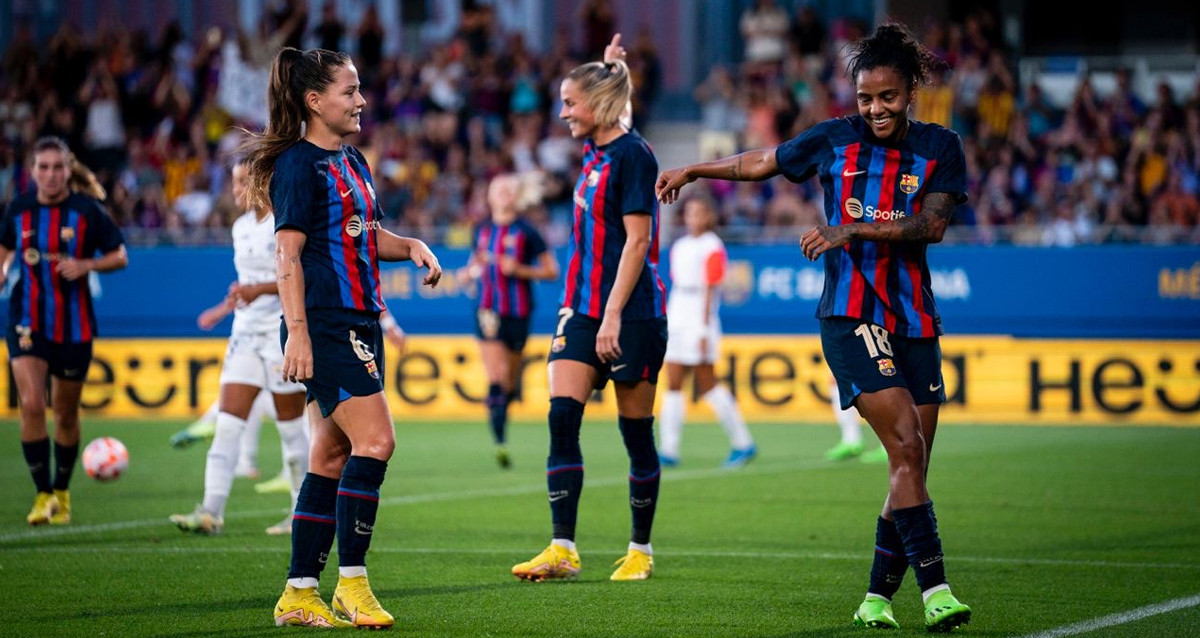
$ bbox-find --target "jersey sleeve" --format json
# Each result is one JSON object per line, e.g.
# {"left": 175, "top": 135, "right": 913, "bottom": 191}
{"left": 272, "top": 154, "right": 315, "bottom": 235}
{"left": 618, "top": 145, "right": 659, "bottom": 216}
{"left": 0, "top": 201, "right": 16, "bottom": 250}
{"left": 924, "top": 131, "right": 969, "bottom": 204}
{"left": 775, "top": 123, "right": 829, "bottom": 183}
{"left": 90, "top": 201, "right": 125, "bottom": 253}
{"left": 523, "top": 223, "right": 548, "bottom": 262}
{"left": 704, "top": 244, "right": 728, "bottom": 286}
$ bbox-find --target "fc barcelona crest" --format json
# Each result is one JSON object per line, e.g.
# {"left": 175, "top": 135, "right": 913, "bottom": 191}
{"left": 877, "top": 358, "right": 897, "bottom": 377}
{"left": 900, "top": 174, "right": 920, "bottom": 194}
{"left": 60, "top": 227, "right": 75, "bottom": 241}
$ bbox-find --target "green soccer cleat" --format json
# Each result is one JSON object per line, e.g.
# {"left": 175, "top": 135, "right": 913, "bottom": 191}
{"left": 168, "top": 419, "right": 216, "bottom": 449}
{"left": 861, "top": 446, "right": 890, "bottom": 464}
{"left": 254, "top": 472, "right": 291, "bottom": 494}
{"left": 496, "top": 446, "right": 512, "bottom": 469}
{"left": 825, "top": 440, "right": 864, "bottom": 461}
{"left": 924, "top": 589, "right": 971, "bottom": 633}
{"left": 853, "top": 596, "right": 900, "bottom": 629}
{"left": 169, "top": 506, "right": 224, "bottom": 535}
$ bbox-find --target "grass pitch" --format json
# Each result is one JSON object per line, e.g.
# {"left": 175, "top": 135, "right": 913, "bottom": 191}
{"left": 1, "top": 418, "right": 1198, "bottom": 637}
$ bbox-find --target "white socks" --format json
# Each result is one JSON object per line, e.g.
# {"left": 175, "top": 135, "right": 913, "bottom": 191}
{"left": 629, "top": 542, "right": 652, "bottom": 555}
{"left": 275, "top": 415, "right": 311, "bottom": 512}
{"left": 922, "top": 583, "right": 950, "bottom": 604}
{"left": 831, "top": 383, "right": 863, "bottom": 445}
{"left": 552, "top": 538, "right": 577, "bottom": 552}
{"left": 339, "top": 566, "right": 367, "bottom": 578}
{"left": 236, "top": 392, "right": 273, "bottom": 473}
{"left": 703, "top": 385, "right": 753, "bottom": 450}
{"left": 658, "top": 391, "right": 685, "bottom": 458}
{"left": 287, "top": 577, "right": 319, "bottom": 589}
{"left": 203, "top": 412, "right": 248, "bottom": 517}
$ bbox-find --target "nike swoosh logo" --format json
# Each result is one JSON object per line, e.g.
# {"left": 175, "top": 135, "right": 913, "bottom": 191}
{"left": 610, "top": 364, "right": 628, "bottom": 372}
{"left": 339, "top": 188, "right": 352, "bottom": 198}
{"left": 929, "top": 383, "right": 943, "bottom": 392}
{"left": 548, "top": 494, "right": 568, "bottom": 502}
{"left": 843, "top": 169, "right": 866, "bottom": 177}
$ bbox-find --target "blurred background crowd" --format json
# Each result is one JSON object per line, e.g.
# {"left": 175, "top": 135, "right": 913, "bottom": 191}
{"left": 1, "top": 0, "right": 1197, "bottom": 247}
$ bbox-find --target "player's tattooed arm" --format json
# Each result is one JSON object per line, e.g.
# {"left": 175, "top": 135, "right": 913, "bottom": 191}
{"left": 799, "top": 192, "right": 957, "bottom": 260}
{"left": 656, "top": 149, "right": 780, "bottom": 204}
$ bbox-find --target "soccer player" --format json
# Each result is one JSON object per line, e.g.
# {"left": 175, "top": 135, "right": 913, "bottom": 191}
{"left": 461, "top": 173, "right": 558, "bottom": 468}
{"left": 511, "top": 34, "right": 667, "bottom": 583}
{"left": 1, "top": 136, "right": 128, "bottom": 525}
{"left": 241, "top": 47, "right": 441, "bottom": 629}
{"left": 169, "top": 160, "right": 311, "bottom": 537}
{"left": 657, "top": 195, "right": 756, "bottom": 468}
{"left": 656, "top": 23, "right": 972, "bottom": 632}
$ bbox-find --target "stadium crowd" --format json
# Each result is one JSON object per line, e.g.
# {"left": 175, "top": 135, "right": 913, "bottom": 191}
{"left": 0, "top": 0, "right": 1196, "bottom": 246}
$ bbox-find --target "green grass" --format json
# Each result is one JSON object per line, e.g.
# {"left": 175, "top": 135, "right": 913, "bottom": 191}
{"left": 1, "top": 419, "right": 1198, "bottom": 637}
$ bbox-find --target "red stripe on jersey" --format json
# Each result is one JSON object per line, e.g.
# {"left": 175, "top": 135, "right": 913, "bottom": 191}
{"left": 344, "top": 161, "right": 384, "bottom": 309}
{"left": 840, "top": 143, "right": 866, "bottom": 316}
{"left": 587, "top": 162, "right": 612, "bottom": 317}
{"left": 75, "top": 214, "right": 92, "bottom": 341}
{"left": 22, "top": 214, "right": 39, "bottom": 331}
{"left": 496, "top": 225, "right": 511, "bottom": 315}
{"left": 563, "top": 154, "right": 603, "bottom": 309}
{"left": 513, "top": 231, "right": 529, "bottom": 316}
{"left": 650, "top": 220, "right": 666, "bottom": 314}
{"left": 479, "top": 225, "right": 494, "bottom": 310}
{"left": 874, "top": 149, "right": 901, "bottom": 333}
{"left": 48, "top": 207, "right": 66, "bottom": 342}
{"left": 330, "top": 164, "right": 366, "bottom": 311}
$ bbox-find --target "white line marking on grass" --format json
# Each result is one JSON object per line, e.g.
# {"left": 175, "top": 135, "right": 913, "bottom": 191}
{"left": 1014, "top": 593, "right": 1200, "bottom": 638}
{"left": 0, "top": 458, "right": 829, "bottom": 544}
{"left": 8, "top": 544, "right": 1200, "bottom": 572}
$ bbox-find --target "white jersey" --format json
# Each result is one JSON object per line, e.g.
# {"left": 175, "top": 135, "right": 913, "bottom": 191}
{"left": 667, "top": 231, "right": 727, "bottom": 331}
{"left": 230, "top": 210, "right": 281, "bottom": 335}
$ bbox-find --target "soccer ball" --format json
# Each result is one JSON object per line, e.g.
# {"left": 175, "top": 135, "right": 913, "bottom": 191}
{"left": 82, "top": 437, "right": 129, "bottom": 481}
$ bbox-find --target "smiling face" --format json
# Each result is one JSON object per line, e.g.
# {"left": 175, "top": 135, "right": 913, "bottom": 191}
{"left": 488, "top": 174, "right": 520, "bottom": 224}
{"left": 309, "top": 63, "right": 367, "bottom": 138}
{"left": 559, "top": 78, "right": 596, "bottom": 139}
{"left": 854, "top": 66, "right": 914, "bottom": 141}
{"left": 32, "top": 148, "right": 70, "bottom": 202}
{"left": 231, "top": 163, "right": 249, "bottom": 210}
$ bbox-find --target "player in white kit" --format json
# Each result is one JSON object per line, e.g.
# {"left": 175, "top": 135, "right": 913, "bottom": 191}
{"left": 658, "top": 196, "right": 756, "bottom": 468}
{"left": 170, "top": 161, "right": 311, "bottom": 535}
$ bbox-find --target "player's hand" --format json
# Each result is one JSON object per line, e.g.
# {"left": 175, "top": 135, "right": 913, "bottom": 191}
{"left": 800, "top": 224, "right": 854, "bottom": 261}
{"left": 197, "top": 298, "right": 235, "bottom": 330}
{"left": 656, "top": 167, "right": 694, "bottom": 204}
{"left": 57, "top": 258, "right": 92, "bottom": 281}
{"left": 603, "top": 33, "right": 626, "bottom": 64}
{"left": 384, "top": 325, "right": 407, "bottom": 354}
{"left": 596, "top": 312, "right": 623, "bottom": 364}
{"left": 498, "top": 255, "right": 519, "bottom": 277}
{"left": 282, "top": 330, "right": 313, "bottom": 383}
{"left": 410, "top": 241, "right": 443, "bottom": 287}
{"left": 229, "top": 282, "right": 261, "bottom": 305}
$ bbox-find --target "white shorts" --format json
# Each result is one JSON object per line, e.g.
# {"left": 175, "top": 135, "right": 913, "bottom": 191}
{"left": 664, "top": 323, "right": 721, "bottom": 366}
{"left": 220, "top": 331, "right": 307, "bottom": 395}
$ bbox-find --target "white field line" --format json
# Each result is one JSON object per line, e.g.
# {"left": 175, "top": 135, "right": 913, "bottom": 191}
{"left": 1012, "top": 593, "right": 1200, "bottom": 638}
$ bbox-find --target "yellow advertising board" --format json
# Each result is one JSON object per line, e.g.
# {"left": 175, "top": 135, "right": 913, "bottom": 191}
{"left": 1, "top": 336, "right": 1196, "bottom": 425}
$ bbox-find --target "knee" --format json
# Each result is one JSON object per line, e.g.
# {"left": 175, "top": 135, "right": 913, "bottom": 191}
{"left": 886, "top": 431, "right": 926, "bottom": 469}
{"left": 53, "top": 408, "right": 80, "bottom": 431}
{"left": 311, "top": 448, "right": 350, "bottom": 477}
{"left": 19, "top": 399, "right": 46, "bottom": 421}
{"left": 355, "top": 429, "right": 395, "bottom": 461}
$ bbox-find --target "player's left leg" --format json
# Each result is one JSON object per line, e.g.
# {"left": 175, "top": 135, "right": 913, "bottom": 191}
{"left": 47, "top": 375, "right": 85, "bottom": 524}
{"left": 326, "top": 392, "right": 395, "bottom": 629}
{"left": 234, "top": 391, "right": 272, "bottom": 479}
{"left": 612, "top": 379, "right": 658, "bottom": 581}
{"left": 479, "top": 338, "right": 512, "bottom": 467}
{"left": 266, "top": 390, "right": 309, "bottom": 535}
{"left": 13, "top": 354, "right": 56, "bottom": 525}
{"left": 657, "top": 362, "right": 688, "bottom": 466}
{"left": 694, "top": 364, "right": 755, "bottom": 468}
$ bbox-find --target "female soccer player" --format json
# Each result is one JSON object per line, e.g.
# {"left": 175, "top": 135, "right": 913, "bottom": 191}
{"left": 657, "top": 195, "right": 756, "bottom": 468}
{"left": 241, "top": 47, "right": 441, "bottom": 629}
{"left": 511, "top": 34, "right": 667, "bottom": 583}
{"left": 1, "top": 136, "right": 128, "bottom": 526}
{"left": 656, "top": 23, "right": 972, "bottom": 633}
{"left": 461, "top": 173, "right": 557, "bottom": 468}
{"left": 169, "top": 160, "right": 311, "bottom": 537}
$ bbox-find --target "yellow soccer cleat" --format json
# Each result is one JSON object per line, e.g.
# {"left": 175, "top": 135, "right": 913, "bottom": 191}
{"left": 274, "top": 585, "right": 353, "bottom": 628}
{"left": 168, "top": 506, "right": 224, "bottom": 535}
{"left": 610, "top": 549, "right": 654, "bottom": 581}
{"left": 49, "top": 490, "right": 71, "bottom": 525}
{"left": 26, "top": 492, "right": 59, "bottom": 526}
{"left": 333, "top": 574, "right": 395, "bottom": 629}
{"left": 512, "top": 543, "right": 581, "bottom": 582}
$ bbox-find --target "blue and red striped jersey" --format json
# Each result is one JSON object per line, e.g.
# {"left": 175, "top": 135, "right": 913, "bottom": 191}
{"left": 272, "top": 141, "right": 385, "bottom": 314}
{"left": 473, "top": 217, "right": 548, "bottom": 319}
{"left": 776, "top": 116, "right": 967, "bottom": 337}
{"left": 561, "top": 129, "right": 666, "bottom": 320}
{"left": 1, "top": 191, "right": 125, "bottom": 343}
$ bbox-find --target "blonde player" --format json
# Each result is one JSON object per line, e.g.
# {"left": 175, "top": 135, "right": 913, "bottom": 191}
{"left": 170, "top": 160, "right": 311, "bottom": 535}
{"left": 658, "top": 196, "right": 756, "bottom": 468}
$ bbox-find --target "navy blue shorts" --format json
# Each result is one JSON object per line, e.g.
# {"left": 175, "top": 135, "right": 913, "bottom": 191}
{"left": 6, "top": 325, "right": 93, "bottom": 381}
{"left": 547, "top": 309, "right": 667, "bottom": 390}
{"left": 280, "top": 308, "right": 385, "bottom": 418}
{"left": 820, "top": 317, "right": 945, "bottom": 410}
{"left": 475, "top": 309, "right": 531, "bottom": 352}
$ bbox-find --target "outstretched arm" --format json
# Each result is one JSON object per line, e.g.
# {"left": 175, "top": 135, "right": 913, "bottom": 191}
{"left": 800, "top": 192, "right": 957, "bottom": 260}
{"left": 656, "top": 149, "right": 780, "bottom": 204}
{"left": 377, "top": 229, "right": 443, "bottom": 287}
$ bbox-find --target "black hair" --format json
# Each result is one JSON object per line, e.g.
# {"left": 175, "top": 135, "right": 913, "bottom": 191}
{"left": 846, "top": 23, "right": 946, "bottom": 90}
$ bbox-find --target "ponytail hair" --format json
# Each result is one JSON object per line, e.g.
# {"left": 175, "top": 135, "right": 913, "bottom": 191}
{"left": 846, "top": 23, "right": 945, "bottom": 90}
{"left": 239, "top": 47, "right": 352, "bottom": 211}
{"left": 565, "top": 59, "right": 633, "bottom": 130}
{"left": 30, "top": 136, "right": 107, "bottom": 200}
